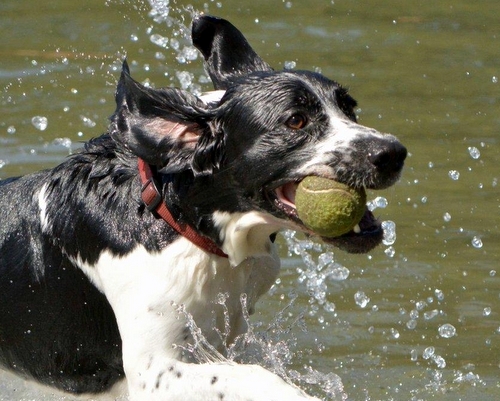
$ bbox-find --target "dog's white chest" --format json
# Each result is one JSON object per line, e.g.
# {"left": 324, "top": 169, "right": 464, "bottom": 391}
{"left": 77, "top": 236, "right": 280, "bottom": 359}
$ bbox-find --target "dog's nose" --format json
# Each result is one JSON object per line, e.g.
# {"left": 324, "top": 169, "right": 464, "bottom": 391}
{"left": 368, "top": 140, "right": 407, "bottom": 174}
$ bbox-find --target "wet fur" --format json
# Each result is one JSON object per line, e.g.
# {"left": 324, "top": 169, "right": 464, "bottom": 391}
{"left": 0, "top": 15, "right": 405, "bottom": 401}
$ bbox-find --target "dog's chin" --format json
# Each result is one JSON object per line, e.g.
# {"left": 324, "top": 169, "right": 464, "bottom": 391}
{"left": 320, "top": 209, "right": 383, "bottom": 254}
{"left": 267, "top": 181, "right": 384, "bottom": 254}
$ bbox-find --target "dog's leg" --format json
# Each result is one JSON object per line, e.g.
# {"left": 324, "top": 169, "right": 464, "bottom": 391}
{"left": 126, "top": 357, "right": 319, "bottom": 401}
{"left": 88, "top": 243, "right": 318, "bottom": 401}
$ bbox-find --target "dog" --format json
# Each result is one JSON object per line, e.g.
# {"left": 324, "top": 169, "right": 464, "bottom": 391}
{"left": 0, "top": 15, "right": 406, "bottom": 401}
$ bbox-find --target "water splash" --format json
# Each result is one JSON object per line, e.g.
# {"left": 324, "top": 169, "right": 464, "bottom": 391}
{"left": 146, "top": 0, "right": 206, "bottom": 94}
{"left": 175, "top": 294, "right": 347, "bottom": 400}
{"left": 282, "top": 230, "right": 348, "bottom": 319}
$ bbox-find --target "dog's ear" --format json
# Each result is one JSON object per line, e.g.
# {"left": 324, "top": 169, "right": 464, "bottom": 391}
{"left": 192, "top": 15, "right": 272, "bottom": 90}
{"left": 190, "top": 121, "right": 225, "bottom": 176}
{"left": 113, "top": 61, "right": 213, "bottom": 169}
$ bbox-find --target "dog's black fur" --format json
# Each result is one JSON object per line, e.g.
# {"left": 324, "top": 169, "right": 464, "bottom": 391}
{"left": 0, "top": 15, "right": 406, "bottom": 398}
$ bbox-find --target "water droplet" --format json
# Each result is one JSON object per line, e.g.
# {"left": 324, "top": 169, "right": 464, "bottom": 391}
{"left": 438, "top": 323, "right": 457, "bottom": 338}
{"left": 354, "top": 291, "right": 370, "bottom": 308}
{"left": 52, "top": 138, "right": 72, "bottom": 153}
{"left": 448, "top": 170, "right": 460, "bottom": 180}
{"left": 382, "top": 220, "right": 396, "bottom": 245}
{"left": 483, "top": 307, "right": 492, "bottom": 317}
{"left": 416, "top": 301, "right": 427, "bottom": 311}
{"left": 492, "top": 76, "right": 498, "bottom": 83}
{"left": 443, "top": 212, "right": 451, "bottom": 222}
{"left": 317, "top": 252, "right": 334, "bottom": 269}
{"left": 424, "top": 309, "right": 439, "bottom": 320}
{"left": 325, "top": 264, "right": 350, "bottom": 281}
{"left": 471, "top": 236, "right": 483, "bottom": 249}
{"left": 406, "top": 319, "right": 417, "bottom": 330}
{"left": 176, "top": 71, "right": 194, "bottom": 90}
{"left": 422, "top": 346, "right": 435, "bottom": 359}
{"left": 80, "top": 115, "right": 96, "bottom": 128}
{"left": 150, "top": 33, "right": 169, "bottom": 48}
{"left": 177, "top": 46, "right": 198, "bottom": 62}
{"left": 31, "top": 116, "right": 48, "bottom": 131}
{"left": 170, "top": 38, "right": 180, "bottom": 50}
{"left": 155, "top": 51, "right": 166, "bottom": 60}
{"left": 216, "top": 292, "right": 228, "bottom": 305}
{"left": 323, "top": 301, "right": 336, "bottom": 313}
{"left": 390, "top": 328, "right": 400, "bottom": 339}
{"left": 384, "top": 246, "right": 396, "bottom": 258}
{"left": 433, "top": 355, "right": 447, "bottom": 368}
{"left": 410, "top": 349, "right": 418, "bottom": 361}
{"left": 284, "top": 60, "right": 297, "bottom": 70}
{"left": 468, "top": 146, "right": 481, "bottom": 159}
{"left": 435, "top": 289, "right": 445, "bottom": 301}
{"left": 7, "top": 125, "right": 16, "bottom": 134}
{"left": 367, "top": 196, "right": 388, "bottom": 211}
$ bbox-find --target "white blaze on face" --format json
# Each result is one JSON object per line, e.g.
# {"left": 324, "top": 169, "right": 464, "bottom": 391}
{"left": 296, "top": 102, "right": 390, "bottom": 178}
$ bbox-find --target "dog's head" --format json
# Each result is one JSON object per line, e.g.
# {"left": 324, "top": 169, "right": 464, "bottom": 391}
{"left": 111, "top": 15, "right": 406, "bottom": 257}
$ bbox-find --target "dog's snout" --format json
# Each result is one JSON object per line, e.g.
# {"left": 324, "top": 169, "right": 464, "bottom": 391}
{"left": 368, "top": 140, "right": 407, "bottom": 174}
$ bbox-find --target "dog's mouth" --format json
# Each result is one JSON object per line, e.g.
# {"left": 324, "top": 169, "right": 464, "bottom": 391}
{"left": 268, "top": 180, "right": 383, "bottom": 254}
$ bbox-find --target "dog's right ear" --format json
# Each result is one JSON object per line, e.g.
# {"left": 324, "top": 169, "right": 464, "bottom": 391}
{"left": 112, "top": 60, "right": 213, "bottom": 169}
{"left": 192, "top": 15, "right": 273, "bottom": 90}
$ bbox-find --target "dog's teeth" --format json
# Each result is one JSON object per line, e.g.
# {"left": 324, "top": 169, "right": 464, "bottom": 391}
{"left": 353, "top": 224, "right": 361, "bottom": 234}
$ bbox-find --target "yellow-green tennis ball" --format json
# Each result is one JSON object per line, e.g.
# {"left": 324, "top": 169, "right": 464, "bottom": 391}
{"left": 295, "top": 176, "right": 366, "bottom": 237}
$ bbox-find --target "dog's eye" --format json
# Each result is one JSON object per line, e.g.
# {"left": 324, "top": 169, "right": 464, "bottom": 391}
{"left": 285, "top": 114, "right": 308, "bottom": 130}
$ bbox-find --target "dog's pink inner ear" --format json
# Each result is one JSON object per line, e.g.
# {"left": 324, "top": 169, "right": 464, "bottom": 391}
{"left": 145, "top": 119, "right": 201, "bottom": 148}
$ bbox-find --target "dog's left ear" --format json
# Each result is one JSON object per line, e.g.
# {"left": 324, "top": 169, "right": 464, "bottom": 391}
{"left": 192, "top": 15, "right": 273, "bottom": 90}
{"left": 113, "top": 61, "right": 216, "bottom": 170}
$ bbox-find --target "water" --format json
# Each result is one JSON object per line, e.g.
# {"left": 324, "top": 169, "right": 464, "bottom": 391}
{"left": 1, "top": 0, "right": 500, "bottom": 400}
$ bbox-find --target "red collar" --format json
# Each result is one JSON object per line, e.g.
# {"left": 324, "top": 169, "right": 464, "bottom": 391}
{"left": 138, "top": 158, "right": 228, "bottom": 258}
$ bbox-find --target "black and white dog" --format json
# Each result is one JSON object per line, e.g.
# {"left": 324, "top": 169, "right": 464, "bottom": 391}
{"left": 0, "top": 15, "right": 406, "bottom": 401}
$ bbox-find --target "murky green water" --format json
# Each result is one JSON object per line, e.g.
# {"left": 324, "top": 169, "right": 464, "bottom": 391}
{"left": 1, "top": 0, "right": 499, "bottom": 400}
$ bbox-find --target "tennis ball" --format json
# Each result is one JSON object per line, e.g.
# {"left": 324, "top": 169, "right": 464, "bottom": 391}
{"left": 295, "top": 176, "right": 366, "bottom": 237}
